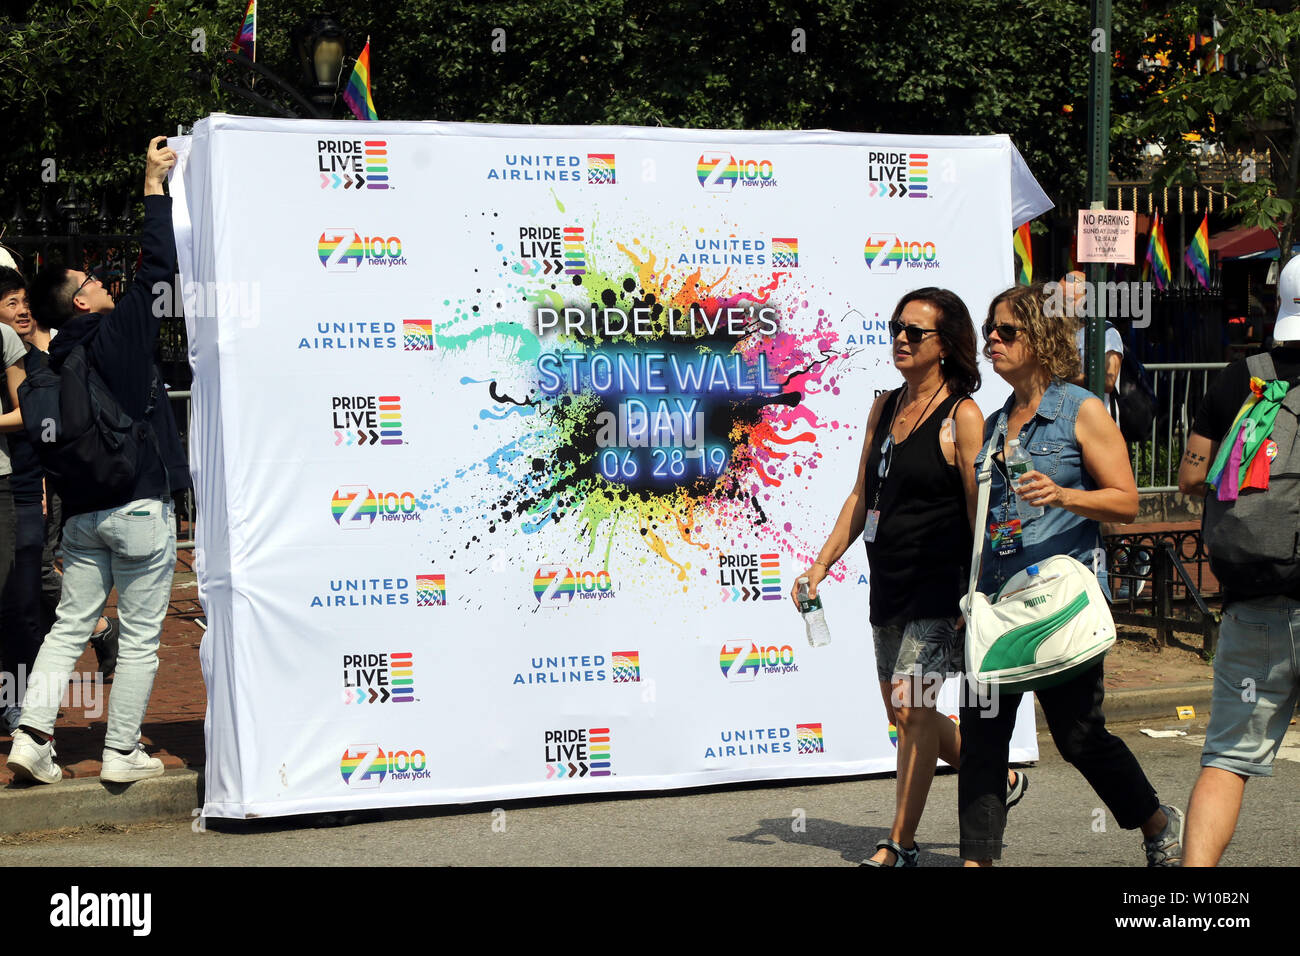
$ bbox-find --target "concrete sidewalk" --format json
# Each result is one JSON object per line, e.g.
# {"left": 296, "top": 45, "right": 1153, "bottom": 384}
{"left": 0, "top": 558, "right": 1222, "bottom": 836}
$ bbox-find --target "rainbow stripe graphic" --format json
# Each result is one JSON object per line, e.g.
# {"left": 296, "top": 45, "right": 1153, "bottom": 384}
{"left": 364, "top": 139, "right": 389, "bottom": 189}
{"left": 796, "top": 722, "right": 824, "bottom": 754}
{"left": 697, "top": 154, "right": 737, "bottom": 189}
{"left": 403, "top": 320, "right": 432, "bottom": 351}
{"left": 230, "top": 0, "right": 255, "bottom": 58}
{"left": 907, "top": 152, "right": 929, "bottom": 198}
{"left": 331, "top": 487, "right": 376, "bottom": 525}
{"left": 1013, "top": 221, "right": 1033, "bottom": 285}
{"left": 340, "top": 746, "right": 386, "bottom": 786}
{"left": 760, "top": 552, "right": 782, "bottom": 600}
{"left": 389, "top": 651, "right": 415, "bottom": 702}
{"left": 719, "top": 643, "right": 761, "bottom": 678}
{"left": 1185, "top": 211, "right": 1211, "bottom": 288}
{"left": 377, "top": 395, "right": 403, "bottom": 444}
{"left": 771, "top": 238, "right": 799, "bottom": 269}
{"left": 587, "top": 154, "right": 615, "bottom": 185}
{"left": 317, "top": 230, "right": 363, "bottom": 269}
{"left": 564, "top": 226, "right": 586, "bottom": 276}
{"left": 415, "top": 574, "right": 445, "bottom": 607}
{"left": 588, "top": 727, "right": 612, "bottom": 776}
{"left": 888, "top": 723, "right": 898, "bottom": 747}
{"left": 1143, "top": 209, "right": 1172, "bottom": 291}
{"left": 533, "top": 567, "right": 576, "bottom": 603}
{"left": 864, "top": 235, "right": 904, "bottom": 270}
{"left": 343, "top": 38, "right": 378, "bottom": 121}
{"left": 612, "top": 651, "right": 641, "bottom": 683}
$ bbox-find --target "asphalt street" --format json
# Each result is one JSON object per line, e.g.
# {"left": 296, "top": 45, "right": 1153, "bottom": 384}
{"left": 5, "top": 715, "right": 1296, "bottom": 867}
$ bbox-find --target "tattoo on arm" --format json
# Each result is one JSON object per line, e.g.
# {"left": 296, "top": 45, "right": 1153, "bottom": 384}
{"left": 1182, "top": 450, "right": 1207, "bottom": 465}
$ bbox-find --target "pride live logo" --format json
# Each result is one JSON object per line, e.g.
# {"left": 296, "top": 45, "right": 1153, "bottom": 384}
{"left": 317, "top": 139, "right": 391, "bottom": 190}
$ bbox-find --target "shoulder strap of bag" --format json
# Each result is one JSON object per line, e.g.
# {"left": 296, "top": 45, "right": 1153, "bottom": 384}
{"left": 1246, "top": 350, "right": 1277, "bottom": 383}
{"left": 967, "top": 414, "right": 1005, "bottom": 601}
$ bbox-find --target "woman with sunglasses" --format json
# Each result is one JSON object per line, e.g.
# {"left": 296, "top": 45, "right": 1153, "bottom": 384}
{"left": 959, "top": 284, "right": 1183, "bottom": 867}
{"left": 795, "top": 287, "right": 992, "bottom": 867}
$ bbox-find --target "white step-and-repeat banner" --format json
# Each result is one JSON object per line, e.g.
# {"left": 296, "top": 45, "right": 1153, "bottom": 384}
{"left": 172, "top": 115, "right": 1051, "bottom": 819}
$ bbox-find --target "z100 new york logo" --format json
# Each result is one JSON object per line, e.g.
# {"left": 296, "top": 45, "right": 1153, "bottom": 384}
{"left": 317, "top": 228, "right": 407, "bottom": 271}
{"left": 532, "top": 565, "right": 616, "bottom": 606}
{"left": 696, "top": 152, "right": 778, "bottom": 192}
{"left": 339, "top": 744, "right": 430, "bottom": 788}
{"left": 718, "top": 641, "right": 798, "bottom": 682}
{"left": 331, "top": 485, "right": 430, "bottom": 527}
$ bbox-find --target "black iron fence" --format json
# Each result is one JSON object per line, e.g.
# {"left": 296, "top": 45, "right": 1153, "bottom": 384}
{"left": 2, "top": 223, "right": 190, "bottom": 390}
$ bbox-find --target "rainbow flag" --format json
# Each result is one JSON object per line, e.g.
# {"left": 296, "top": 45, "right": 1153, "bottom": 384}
{"left": 1143, "top": 209, "right": 1172, "bottom": 291}
{"left": 1185, "top": 211, "right": 1211, "bottom": 288}
{"left": 1013, "top": 222, "right": 1032, "bottom": 285}
{"left": 343, "top": 38, "right": 378, "bottom": 121}
{"left": 230, "top": 0, "right": 255, "bottom": 59}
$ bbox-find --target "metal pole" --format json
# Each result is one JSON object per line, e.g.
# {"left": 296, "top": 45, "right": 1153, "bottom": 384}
{"left": 1084, "top": 0, "right": 1112, "bottom": 399}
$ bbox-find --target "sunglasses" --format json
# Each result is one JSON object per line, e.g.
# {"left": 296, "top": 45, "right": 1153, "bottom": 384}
{"left": 888, "top": 318, "right": 938, "bottom": 344}
{"left": 983, "top": 320, "right": 1026, "bottom": 343}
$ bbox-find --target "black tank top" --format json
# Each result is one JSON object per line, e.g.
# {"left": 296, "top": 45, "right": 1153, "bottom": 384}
{"left": 862, "top": 389, "right": 973, "bottom": 626}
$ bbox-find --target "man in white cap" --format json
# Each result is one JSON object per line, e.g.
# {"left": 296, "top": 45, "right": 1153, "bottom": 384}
{"left": 1177, "top": 254, "right": 1300, "bottom": 865}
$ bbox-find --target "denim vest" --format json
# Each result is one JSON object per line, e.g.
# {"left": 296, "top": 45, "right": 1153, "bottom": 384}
{"left": 973, "top": 380, "right": 1108, "bottom": 597}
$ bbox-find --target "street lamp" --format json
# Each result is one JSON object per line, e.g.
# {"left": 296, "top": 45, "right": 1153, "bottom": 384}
{"left": 293, "top": 14, "right": 347, "bottom": 114}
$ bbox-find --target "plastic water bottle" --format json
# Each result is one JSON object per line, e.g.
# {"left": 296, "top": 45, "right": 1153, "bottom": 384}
{"left": 797, "top": 576, "right": 832, "bottom": 647}
{"left": 1006, "top": 439, "right": 1044, "bottom": 519}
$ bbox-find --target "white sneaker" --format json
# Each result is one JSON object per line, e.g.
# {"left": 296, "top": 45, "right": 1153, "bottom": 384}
{"left": 8, "top": 728, "right": 63, "bottom": 784}
{"left": 100, "top": 745, "right": 165, "bottom": 783}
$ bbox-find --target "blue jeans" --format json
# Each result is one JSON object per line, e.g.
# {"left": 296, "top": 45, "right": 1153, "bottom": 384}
{"left": 1203, "top": 597, "right": 1300, "bottom": 777}
{"left": 21, "top": 498, "right": 175, "bottom": 752}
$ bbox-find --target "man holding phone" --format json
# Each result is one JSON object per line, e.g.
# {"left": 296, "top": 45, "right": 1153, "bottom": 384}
{"left": 8, "top": 138, "right": 191, "bottom": 785}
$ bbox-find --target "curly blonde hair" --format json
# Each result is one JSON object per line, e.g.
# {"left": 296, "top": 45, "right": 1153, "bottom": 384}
{"left": 983, "top": 284, "right": 1081, "bottom": 382}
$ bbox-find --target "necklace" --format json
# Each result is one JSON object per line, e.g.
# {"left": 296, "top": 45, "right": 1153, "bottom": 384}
{"left": 895, "top": 382, "right": 944, "bottom": 430}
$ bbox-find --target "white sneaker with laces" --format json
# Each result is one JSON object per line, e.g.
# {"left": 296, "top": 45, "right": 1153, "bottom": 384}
{"left": 100, "top": 745, "right": 165, "bottom": 783}
{"left": 8, "top": 728, "right": 63, "bottom": 784}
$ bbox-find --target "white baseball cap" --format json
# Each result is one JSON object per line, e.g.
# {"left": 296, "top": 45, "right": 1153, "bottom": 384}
{"left": 1276, "top": 255, "right": 1300, "bottom": 343}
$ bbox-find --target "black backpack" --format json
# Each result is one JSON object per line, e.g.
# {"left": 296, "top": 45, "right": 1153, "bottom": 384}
{"left": 17, "top": 344, "right": 161, "bottom": 500}
{"left": 1106, "top": 322, "right": 1158, "bottom": 443}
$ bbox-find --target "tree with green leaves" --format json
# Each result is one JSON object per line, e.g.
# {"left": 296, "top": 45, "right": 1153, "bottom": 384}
{"left": 1127, "top": 0, "right": 1300, "bottom": 265}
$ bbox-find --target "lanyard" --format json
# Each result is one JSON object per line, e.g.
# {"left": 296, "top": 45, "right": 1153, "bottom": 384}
{"left": 872, "top": 384, "right": 943, "bottom": 511}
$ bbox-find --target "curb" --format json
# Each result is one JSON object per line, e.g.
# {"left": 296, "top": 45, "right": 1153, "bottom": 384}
{"left": 0, "top": 769, "right": 202, "bottom": 836}
{"left": 1036, "top": 681, "right": 1215, "bottom": 731}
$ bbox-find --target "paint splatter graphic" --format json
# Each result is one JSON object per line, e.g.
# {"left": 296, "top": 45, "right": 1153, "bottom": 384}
{"left": 436, "top": 219, "right": 850, "bottom": 581}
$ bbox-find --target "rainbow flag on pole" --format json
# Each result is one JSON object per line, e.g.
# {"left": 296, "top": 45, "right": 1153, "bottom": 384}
{"left": 230, "top": 0, "right": 255, "bottom": 59}
{"left": 1185, "top": 211, "right": 1211, "bottom": 288}
{"left": 343, "top": 37, "right": 379, "bottom": 121}
{"left": 1013, "top": 222, "right": 1032, "bottom": 285}
{"left": 1143, "top": 209, "right": 1172, "bottom": 291}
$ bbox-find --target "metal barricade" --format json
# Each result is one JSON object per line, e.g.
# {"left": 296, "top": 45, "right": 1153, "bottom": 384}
{"left": 1129, "top": 362, "right": 1227, "bottom": 492}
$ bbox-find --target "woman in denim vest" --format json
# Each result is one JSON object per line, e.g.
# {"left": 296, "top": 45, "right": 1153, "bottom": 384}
{"left": 959, "top": 284, "right": 1183, "bottom": 867}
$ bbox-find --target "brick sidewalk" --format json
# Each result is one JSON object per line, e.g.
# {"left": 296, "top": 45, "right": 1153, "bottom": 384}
{"left": 0, "top": 550, "right": 206, "bottom": 784}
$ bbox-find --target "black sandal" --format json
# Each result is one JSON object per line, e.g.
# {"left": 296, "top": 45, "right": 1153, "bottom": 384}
{"left": 860, "top": 838, "right": 919, "bottom": 867}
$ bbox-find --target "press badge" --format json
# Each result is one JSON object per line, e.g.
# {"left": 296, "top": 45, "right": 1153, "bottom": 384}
{"left": 989, "top": 518, "right": 1023, "bottom": 556}
{"left": 865, "top": 509, "right": 881, "bottom": 542}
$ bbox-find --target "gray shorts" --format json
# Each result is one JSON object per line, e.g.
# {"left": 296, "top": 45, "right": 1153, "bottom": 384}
{"left": 872, "top": 617, "right": 964, "bottom": 683}
{"left": 1202, "top": 597, "right": 1300, "bottom": 777}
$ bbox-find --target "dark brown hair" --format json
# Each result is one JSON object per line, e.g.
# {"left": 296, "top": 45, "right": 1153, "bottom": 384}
{"left": 891, "top": 287, "right": 981, "bottom": 397}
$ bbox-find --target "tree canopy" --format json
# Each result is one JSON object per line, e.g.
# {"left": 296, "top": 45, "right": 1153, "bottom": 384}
{"left": 1, "top": 0, "right": 1294, "bottom": 253}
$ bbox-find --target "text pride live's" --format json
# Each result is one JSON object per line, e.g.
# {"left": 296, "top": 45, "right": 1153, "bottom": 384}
{"left": 172, "top": 116, "right": 1049, "bottom": 818}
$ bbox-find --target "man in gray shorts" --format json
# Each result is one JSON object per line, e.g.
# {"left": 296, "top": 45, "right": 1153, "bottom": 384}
{"left": 1177, "top": 258, "right": 1300, "bottom": 866}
